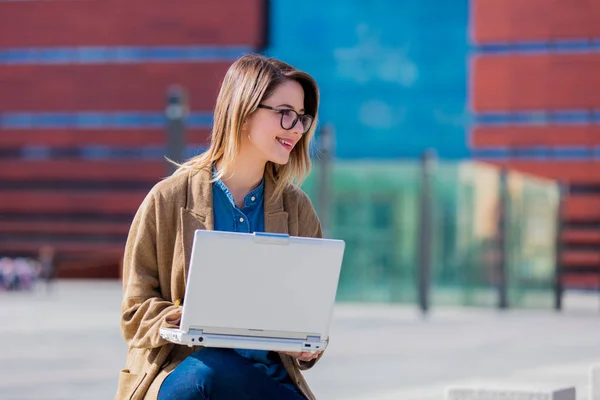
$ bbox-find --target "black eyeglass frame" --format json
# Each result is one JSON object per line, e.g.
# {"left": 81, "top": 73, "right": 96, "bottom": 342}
{"left": 256, "top": 104, "right": 314, "bottom": 134}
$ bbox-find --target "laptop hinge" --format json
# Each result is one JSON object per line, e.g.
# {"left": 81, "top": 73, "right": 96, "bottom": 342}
{"left": 253, "top": 232, "right": 290, "bottom": 245}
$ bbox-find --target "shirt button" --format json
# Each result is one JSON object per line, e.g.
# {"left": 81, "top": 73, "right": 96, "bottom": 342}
{"left": 251, "top": 196, "right": 256, "bottom": 201}
{"left": 239, "top": 217, "right": 244, "bottom": 223}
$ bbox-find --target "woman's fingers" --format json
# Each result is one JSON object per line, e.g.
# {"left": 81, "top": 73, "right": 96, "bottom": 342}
{"left": 279, "top": 350, "right": 321, "bottom": 362}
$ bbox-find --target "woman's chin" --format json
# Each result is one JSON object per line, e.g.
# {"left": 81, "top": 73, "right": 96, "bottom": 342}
{"left": 269, "top": 154, "right": 291, "bottom": 166}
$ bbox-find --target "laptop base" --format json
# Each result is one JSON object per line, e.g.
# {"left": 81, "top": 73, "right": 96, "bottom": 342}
{"left": 160, "top": 327, "right": 327, "bottom": 353}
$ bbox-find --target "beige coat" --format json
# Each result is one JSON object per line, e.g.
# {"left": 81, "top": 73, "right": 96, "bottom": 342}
{"left": 116, "top": 167, "right": 325, "bottom": 400}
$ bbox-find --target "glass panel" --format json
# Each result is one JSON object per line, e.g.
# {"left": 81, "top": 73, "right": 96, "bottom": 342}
{"left": 302, "top": 160, "right": 559, "bottom": 309}
{"left": 506, "top": 170, "right": 559, "bottom": 308}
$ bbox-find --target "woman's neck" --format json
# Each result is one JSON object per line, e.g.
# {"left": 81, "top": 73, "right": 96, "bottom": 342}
{"left": 216, "top": 157, "right": 266, "bottom": 208}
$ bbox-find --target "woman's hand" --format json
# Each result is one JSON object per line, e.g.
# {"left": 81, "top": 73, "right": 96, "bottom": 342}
{"left": 279, "top": 351, "right": 322, "bottom": 362}
{"left": 165, "top": 309, "right": 182, "bottom": 326}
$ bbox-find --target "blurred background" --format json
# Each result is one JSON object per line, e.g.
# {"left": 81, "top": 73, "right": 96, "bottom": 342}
{"left": 1, "top": 0, "right": 600, "bottom": 399}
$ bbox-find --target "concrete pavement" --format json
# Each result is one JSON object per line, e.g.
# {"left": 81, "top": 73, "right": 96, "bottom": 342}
{"left": 0, "top": 281, "right": 599, "bottom": 400}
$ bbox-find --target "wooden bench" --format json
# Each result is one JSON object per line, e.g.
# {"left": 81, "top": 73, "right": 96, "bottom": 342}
{"left": 0, "top": 160, "right": 159, "bottom": 278}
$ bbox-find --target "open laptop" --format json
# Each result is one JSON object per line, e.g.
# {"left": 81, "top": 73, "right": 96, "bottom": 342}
{"left": 159, "top": 230, "right": 345, "bottom": 353}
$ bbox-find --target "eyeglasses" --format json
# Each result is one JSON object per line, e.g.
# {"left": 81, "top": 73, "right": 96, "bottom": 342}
{"left": 257, "top": 104, "right": 314, "bottom": 134}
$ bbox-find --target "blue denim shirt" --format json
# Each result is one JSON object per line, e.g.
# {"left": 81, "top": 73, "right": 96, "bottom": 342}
{"left": 212, "top": 171, "right": 295, "bottom": 390}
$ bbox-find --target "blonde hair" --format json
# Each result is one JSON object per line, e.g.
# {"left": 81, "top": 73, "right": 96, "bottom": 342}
{"left": 174, "top": 53, "right": 320, "bottom": 202}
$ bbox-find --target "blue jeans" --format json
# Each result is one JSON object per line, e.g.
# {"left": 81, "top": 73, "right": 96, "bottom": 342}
{"left": 157, "top": 348, "right": 306, "bottom": 400}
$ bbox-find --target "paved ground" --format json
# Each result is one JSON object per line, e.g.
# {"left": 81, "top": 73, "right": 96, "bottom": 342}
{"left": 0, "top": 280, "right": 599, "bottom": 400}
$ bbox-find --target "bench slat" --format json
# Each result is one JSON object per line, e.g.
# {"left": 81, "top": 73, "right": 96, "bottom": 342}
{"left": 0, "top": 160, "right": 166, "bottom": 182}
{"left": 0, "top": 191, "right": 146, "bottom": 214}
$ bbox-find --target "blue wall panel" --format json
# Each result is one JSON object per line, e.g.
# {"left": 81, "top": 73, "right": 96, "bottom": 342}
{"left": 267, "top": 0, "right": 469, "bottom": 159}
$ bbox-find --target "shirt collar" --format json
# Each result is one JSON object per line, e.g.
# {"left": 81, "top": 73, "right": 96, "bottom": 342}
{"left": 212, "top": 165, "right": 265, "bottom": 209}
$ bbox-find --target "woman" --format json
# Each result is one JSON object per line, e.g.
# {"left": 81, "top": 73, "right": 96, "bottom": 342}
{"left": 116, "top": 54, "right": 325, "bottom": 400}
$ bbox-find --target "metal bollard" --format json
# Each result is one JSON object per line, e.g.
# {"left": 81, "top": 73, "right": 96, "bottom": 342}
{"left": 417, "top": 149, "right": 435, "bottom": 315}
{"left": 497, "top": 169, "right": 509, "bottom": 310}
{"left": 317, "top": 124, "right": 335, "bottom": 238}
{"left": 164, "top": 85, "right": 189, "bottom": 176}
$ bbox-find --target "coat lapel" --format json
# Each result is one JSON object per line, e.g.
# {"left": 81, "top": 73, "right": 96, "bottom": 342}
{"left": 264, "top": 169, "right": 289, "bottom": 234}
{"left": 180, "top": 168, "right": 214, "bottom": 285}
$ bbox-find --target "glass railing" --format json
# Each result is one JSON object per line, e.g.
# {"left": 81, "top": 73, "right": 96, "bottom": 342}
{"left": 301, "top": 160, "right": 560, "bottom": 309}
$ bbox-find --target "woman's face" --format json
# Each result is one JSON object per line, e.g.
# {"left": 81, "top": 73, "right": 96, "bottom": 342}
{"left": 242, "top": 79, "right": 307, "bottom": 166}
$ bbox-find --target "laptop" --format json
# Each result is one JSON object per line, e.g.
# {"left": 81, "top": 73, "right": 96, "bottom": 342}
{"left": 159, "top": 230, "right": 345, "bottom": 353}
